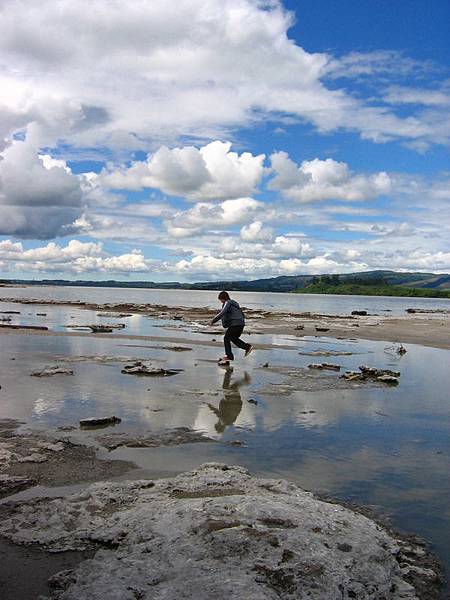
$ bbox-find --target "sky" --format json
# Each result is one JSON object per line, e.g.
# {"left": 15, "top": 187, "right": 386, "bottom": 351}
{"left": 1, "top": 0, "right": 449, "bottom": 282}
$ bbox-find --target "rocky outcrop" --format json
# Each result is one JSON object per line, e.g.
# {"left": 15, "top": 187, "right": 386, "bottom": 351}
{"left": 0, "top": 464, "right": 441, "bottom": 599}
{"left": 341, "top": 365, "right": 400, "bottom": 385}
{"left": 121, "top": 361, "right": 181, "bottom": 376}
{"left": 31, "top": 366, "right": 74, "bottom": 377}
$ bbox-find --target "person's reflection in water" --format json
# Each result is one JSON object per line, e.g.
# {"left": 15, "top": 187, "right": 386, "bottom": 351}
{"left": 207, "top": 368, "right": 251, "bottom": 433}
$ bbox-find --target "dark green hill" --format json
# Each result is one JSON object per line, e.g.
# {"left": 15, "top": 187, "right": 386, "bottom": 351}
{"left": 2, "top": 270, "right": 450, "bottom": 298}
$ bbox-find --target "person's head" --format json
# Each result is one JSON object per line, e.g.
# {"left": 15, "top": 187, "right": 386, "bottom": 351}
{"left": 218, "top": 291, "right": 229, "bottom": 305}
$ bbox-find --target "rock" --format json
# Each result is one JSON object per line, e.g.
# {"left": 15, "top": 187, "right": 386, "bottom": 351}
{"left": 89, "top": 324, "right": 125, "bottom": 333}
{"left": 96, "top": 428, "right": 212, "bottom": 450}
{"left": 121, "top": 361, "right": 181, "bottom": 377}
{"left": 308, "top": 363, "right": 341, "bottom": 371}
{"left": 31, "top": 366, "right": 74, "bottom": 377}
{"left": 405, "top": 308, "right": 450, "bottom": 314}
{"left": 359, "top": 365, "right": 400, "bottom": 378}
{"left": 18, "top": 453, "right": 48, "bottom": 463}
{"left": 80, "top": 416, "right": 122, "bottom": 429}
{"left": 376, "top": 375, "right": 399, "bottom": 385}
{"left": 341, "top": 366, "right": 400, "bottom": 385}
{"left": 299, "top": 350, "right": 353, "bottom": 357}
{"left": 97, "top": 313, "right": 132, "bottom": 318}
{"left": 0, "top": 324, "right": 48, "bottom": 331}
{"left": 43, "top": 442, "right": 65, "bottom": 452}
{"left": 340, "top": 371, "right": 365, "bottom": 381}
{"left": 248, "top": 398, "right": 258, "bottom": 405}
{"left": 0, "top": 316, "right": 12, "bottom": 322}
{"left": 294, "top": 324, "right": 304, "bottom": 330}
{"left": 315, "top": 326, "right": 329, "bottom": 332}
{"left": 162, "top": 346, "right": 192, "bottom": 352}
{"left": 351, "top": 310, "right": 367, "bottom": 316}
{"left": 0, "top": 474, "right": 35, "bottom": 497}
{"left": 262, "top": 362, "right": 269, "bottom": 368}
{"left": 0, "top": 464, "right": 440, "bottom": 599}
{"left": 229, "top": 440, "right": 245, "bottom": 447}
{"left": 397, "top": 345, "right": 407, "bottom": 355}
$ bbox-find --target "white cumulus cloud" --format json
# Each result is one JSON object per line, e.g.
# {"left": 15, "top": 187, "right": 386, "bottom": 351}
{"left": 240, "top": 221, "right": 274, "bottom": 242}
{"left": 0, "top": 239, "right": 150, "bottom": 274}
{"left": 269, "top": 152, "right": 391, "bottom": 203}
{"left": 102, "top": 141, "right": 265, "bottom": 201}
{"left": 166, "top": 197, "right": 264, "bottom": 238}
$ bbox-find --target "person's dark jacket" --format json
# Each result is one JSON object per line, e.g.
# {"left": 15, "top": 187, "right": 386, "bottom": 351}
{"left": 211, "top": 299, "right": 245, "bottom": 328}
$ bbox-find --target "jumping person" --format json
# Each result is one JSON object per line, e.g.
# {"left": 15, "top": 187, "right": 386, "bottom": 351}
{"left": 210, "top": 291, "right": 253, "bottom": 365}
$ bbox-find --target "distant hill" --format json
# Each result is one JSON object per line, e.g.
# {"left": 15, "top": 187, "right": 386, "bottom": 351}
{"left": 1, "top": 270, "right": 450, "bottom": 297}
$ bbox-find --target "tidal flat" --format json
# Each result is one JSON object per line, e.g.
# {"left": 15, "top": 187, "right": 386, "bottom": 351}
{"left": 0, "top": 292, "right": 449, "bottom": 598}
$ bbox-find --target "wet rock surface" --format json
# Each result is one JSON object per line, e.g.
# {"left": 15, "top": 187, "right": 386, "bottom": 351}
{"left": 121, "top": 361, "right": 182, "bottom": 376}
{"left": 96, "top": 427, "right": 214, "bottom": 450}
{"left": 255, "top": 365, "right": 376, "bottom": 395}
{"left": 0, "top": 464, "right": 441, "bottom": 599}
{"left": 341, "top": 365, "right": 401, "bottom": 385}
{"left": 30, "top": 366, "right": 74, "bottom": 377}
{"left": 79, "top": 416, "right": 122, "bottom": 429}
{"left": 299, "top": 349, "right": 354, "bottom": 357}
{"left": 0, "top": 420, "right": 133, "bottom": 494}
{"left": 308, "top": 362, "right": 341, "bottom": 371}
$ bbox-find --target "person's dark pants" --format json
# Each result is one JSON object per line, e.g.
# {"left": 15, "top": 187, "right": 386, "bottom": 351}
{"left": 224, "top": 325, "right": 250, "bottom": 360}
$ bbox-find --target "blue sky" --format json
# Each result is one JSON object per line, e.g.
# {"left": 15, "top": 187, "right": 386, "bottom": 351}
{"left": 0, "top": 0, "right": 449, "bottom": 281}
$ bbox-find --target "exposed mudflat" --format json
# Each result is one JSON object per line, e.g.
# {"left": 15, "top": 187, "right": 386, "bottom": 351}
{"left": 0, "top": 419, "right": 134, "bottom": 497}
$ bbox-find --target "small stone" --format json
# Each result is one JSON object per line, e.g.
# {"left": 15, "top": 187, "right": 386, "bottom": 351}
{"left": 18, "top": 453, "right": 48, "bottom": 463}
{"left": 376, "top": 375, "right": 399, "bottom": 385}
{"left": 80, "top": 416, "right": 122, "bottom": 429}
{"left": 308, "top": 363, "right": 341, "bottom": 371}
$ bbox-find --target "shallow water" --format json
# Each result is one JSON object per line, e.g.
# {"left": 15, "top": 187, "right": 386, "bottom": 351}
{"left": 1, "top": 298, "right": 450, "bottom": 590}
{"left": 2, "top": 284, "right": 450, "bottom": 315}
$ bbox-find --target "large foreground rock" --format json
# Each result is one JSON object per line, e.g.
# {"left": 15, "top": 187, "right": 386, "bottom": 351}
{"left": 0, "top": 464, "right": 440, "bottom": 599}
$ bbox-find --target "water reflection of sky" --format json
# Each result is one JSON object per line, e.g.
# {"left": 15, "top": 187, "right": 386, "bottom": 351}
{"left": 1, "top": 301, "right": 450, "bottom": 587}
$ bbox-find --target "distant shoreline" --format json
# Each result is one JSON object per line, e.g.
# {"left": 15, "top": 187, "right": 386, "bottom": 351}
{"left": 2, "top": 269, "right": 450, "bottom": 298}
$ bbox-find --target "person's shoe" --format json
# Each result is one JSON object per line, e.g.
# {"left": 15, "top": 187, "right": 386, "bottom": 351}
{"left": 218, "top": 356, "right": 233, "bottom": 365}
{"left": 244, "top": 345, "right": 253, "bottom": 357}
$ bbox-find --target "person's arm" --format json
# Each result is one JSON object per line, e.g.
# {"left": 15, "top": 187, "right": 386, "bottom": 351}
{"left": 210, "top": 300, "right": 230, "bottom": 325}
